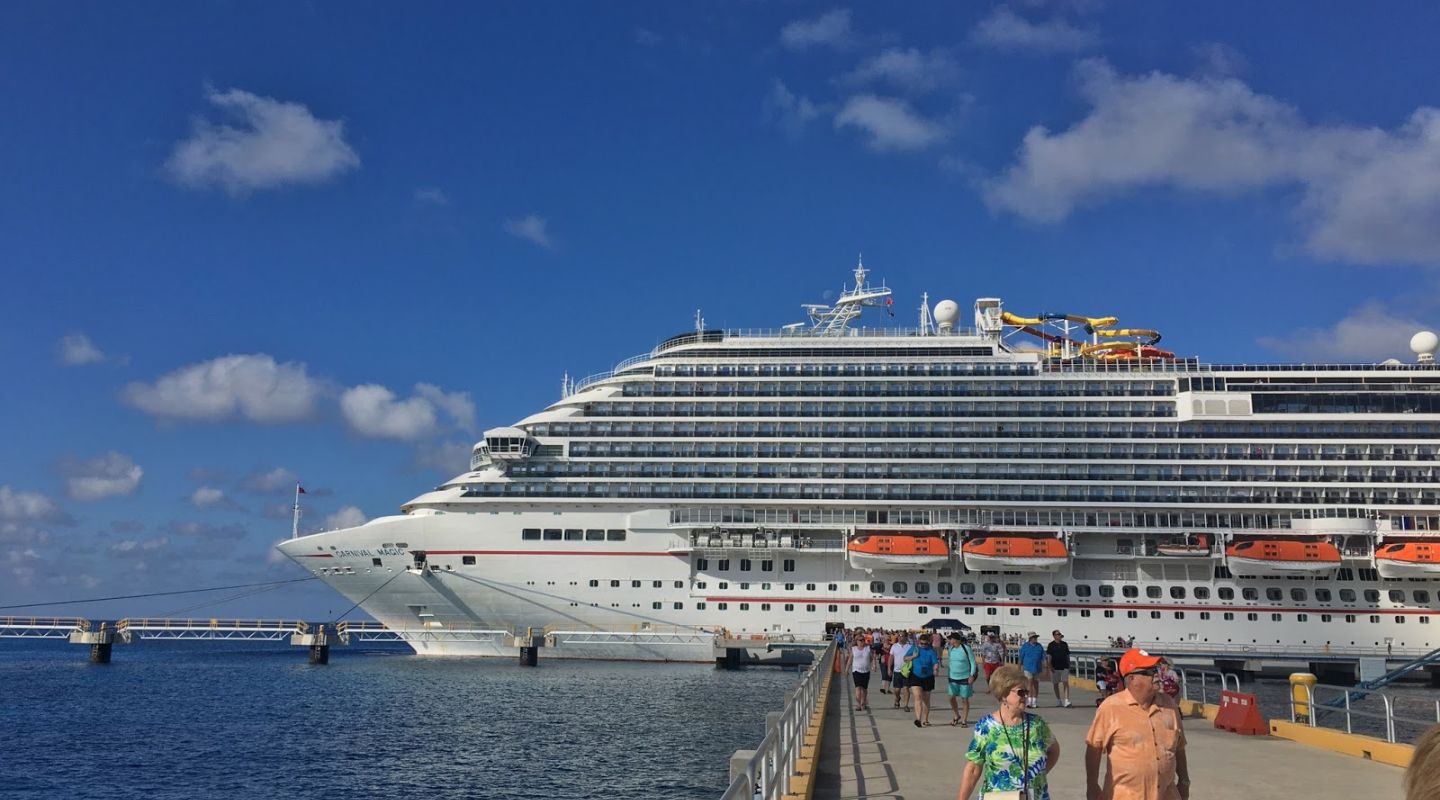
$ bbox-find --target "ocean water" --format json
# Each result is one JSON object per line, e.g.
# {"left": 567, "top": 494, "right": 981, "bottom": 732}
{"left": 0, "top": 640, "right": 801, "bottom": 799}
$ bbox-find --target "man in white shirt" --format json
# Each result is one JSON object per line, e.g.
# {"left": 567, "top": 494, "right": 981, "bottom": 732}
{"left": 888, "top": 632, "right": 912, "bottom": 710}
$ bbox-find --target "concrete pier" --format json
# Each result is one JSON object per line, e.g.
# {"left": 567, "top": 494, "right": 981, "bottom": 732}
{"left": 290, "top": 624, "right": 333, "bottom": 664}
{"left": 69, "top": 623, "right": 115, "bottom": 664}
{"left": 813, "top": 672, "right": 1404, "bottom": 799}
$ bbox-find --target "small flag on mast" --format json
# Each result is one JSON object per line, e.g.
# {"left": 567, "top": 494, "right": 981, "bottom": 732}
{"left": 297, "top": 485, "right": 307, "bottom": 495}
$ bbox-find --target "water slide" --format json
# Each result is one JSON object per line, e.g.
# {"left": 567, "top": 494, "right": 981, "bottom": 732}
{"left": 1000, "top": 310, "right": 1174, "bottom": 360}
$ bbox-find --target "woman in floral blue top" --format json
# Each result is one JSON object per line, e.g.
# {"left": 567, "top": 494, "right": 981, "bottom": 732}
{"left": 958, "top": 664, "right": 1060, "bottom": 800}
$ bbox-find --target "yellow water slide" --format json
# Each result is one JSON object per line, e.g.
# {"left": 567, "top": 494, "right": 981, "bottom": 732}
{"left": 1000, "top": 311, "right": 1119, "bottom": 331}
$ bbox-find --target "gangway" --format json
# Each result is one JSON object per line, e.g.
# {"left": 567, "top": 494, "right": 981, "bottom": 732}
{"left": 0, "top": 616, "right": 90, "bottom": 639}
{"left": 115, "top": 618, "right": 309, "bottom": 642}
{"left": 1322, "top": 644, "right": 1440, "bottom": 709}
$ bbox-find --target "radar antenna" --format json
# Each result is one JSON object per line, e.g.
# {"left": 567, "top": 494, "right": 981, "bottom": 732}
{"left": 804, "top": 255, "right": 894, "bottom": 335}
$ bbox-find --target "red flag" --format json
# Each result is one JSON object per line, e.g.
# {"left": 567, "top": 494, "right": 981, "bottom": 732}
{"left": 297, "top": 485, "right": 307, "bottom": 495}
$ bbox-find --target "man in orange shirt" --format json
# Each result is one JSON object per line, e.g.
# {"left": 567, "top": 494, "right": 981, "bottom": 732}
{"left": 1084, "top": 648, "right": 1191, "bottom": 800}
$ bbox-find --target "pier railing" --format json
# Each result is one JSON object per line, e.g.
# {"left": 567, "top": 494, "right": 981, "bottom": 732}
{"left": 720, "top": 639, "right": 836, "bottom": 800}
{"left": 1290, "top": 682, "right": 1440, "bottom": 744}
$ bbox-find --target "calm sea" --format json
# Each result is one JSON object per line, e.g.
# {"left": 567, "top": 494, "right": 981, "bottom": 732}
{"left": 0, "top": 640, "right": 801, "bottom": 799}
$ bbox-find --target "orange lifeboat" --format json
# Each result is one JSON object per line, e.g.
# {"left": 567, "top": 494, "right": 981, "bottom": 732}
{"left": 847, "top": 531, "right": 950, "bottom": 570}
{"left": 1375, "top": 539, "right": 1440, "bottom": 579}
{"left": 962, "top": 533, "right": 1068, "bottom": 573}
{"left": 1225, "top": 538, "right": 1340, "bottom": 577}
{"left": 1156, "top": 533, "right": 1212, "bottom": 558}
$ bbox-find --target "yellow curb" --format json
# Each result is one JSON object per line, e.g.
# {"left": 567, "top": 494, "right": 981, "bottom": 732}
{"left": 1268, "top": 720, "right": 1413, "bottom": 768}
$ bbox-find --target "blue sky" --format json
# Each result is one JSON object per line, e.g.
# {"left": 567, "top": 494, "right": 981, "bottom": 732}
{"left": 3, "top": 2, "right": 1439, "bottom": 619}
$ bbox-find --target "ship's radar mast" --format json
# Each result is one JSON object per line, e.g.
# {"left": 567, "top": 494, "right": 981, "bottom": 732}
{"left": 803, "top": 255, "right": 894, "bottom": 335}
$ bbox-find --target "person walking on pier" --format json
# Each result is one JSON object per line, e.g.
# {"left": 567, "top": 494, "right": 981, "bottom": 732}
{"left": 1019, "top": 632, "right": 1046, "bottom": 708}
{"left": 890, "top": 632, "right": 912, "bottom": 710}
{"left": 945, "top": 631, "right": 978, "bottom": 726}
{"left": 1046, "top": 630, "right": 1073, "bottom": 708}
{"left": 904, "top": 633, "right": 939, "bottom": 727}
{"left": 980, "top": 633, "right": 1005, "bottom": 681}
{"left": 957, "top": 664, "right": 1060, "bottom": 800}
{"left": 1084, "top": 648, "right": 1190, "bottom": 800}
{"left": 846, "top": 635, "right": 874, "bottom": 712}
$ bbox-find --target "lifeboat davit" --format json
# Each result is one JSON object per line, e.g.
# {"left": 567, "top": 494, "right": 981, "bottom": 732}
{"left": 1225, "top": 539, "right": 1340, "bottom": 577}
{"left": 962, "top": 533, "right": 1068, "bottom": 573}
{"left": 1375, "top": 539, "right": 1440, "bottom": 579}
{"left": 847, "top": 532, "right": 950, "bottom": 571}
{"left": 1156, "top": 533, "right": 1212, "bottom": 558}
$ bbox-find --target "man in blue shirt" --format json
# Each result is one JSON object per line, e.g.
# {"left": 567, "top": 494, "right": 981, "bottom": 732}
{"left": 1019, "top": 631, "right": 1047, "bottom": 708}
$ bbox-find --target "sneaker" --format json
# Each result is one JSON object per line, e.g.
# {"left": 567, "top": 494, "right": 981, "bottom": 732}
{"left": 1062, "top": 700, "right": 1073, "bottom": 708}
{"left": 1027, "top": 697, "right": 1037, "bottom": 708}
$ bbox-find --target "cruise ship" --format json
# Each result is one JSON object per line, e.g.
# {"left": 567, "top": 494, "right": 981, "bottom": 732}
{"left": 278, "top": 263, "right": 1440, "bottom": 659}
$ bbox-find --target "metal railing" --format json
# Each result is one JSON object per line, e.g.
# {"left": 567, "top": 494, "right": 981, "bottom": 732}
{"left": 1067, "top": 638, "right": 1430, "bottom": 661}
{"left": 0, "top": 617, "right": 91, "bottom": 638}
{"left": 1178, "top": 668, "right": 1239, "bottom": 706}
{"left": 1290, "top": 682, "right": 1440, "bottom": 743}
{"left": 720, "top": 639, "right": 837, "bottom": 800}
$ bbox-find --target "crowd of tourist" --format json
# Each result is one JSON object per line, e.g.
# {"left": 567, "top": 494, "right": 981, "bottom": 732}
{"left": 837, "top": 627, "right": 1191, "bottom": 800}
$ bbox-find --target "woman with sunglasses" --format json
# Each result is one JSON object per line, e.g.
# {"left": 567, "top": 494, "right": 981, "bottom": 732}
{"left": 957, "top": 664, "right": 1059, "bottom": 800}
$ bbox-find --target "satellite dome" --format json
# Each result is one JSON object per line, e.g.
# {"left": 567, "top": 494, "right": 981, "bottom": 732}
{"left": 1411, "top": 330, "right": 1439, "bottom": 356}
{"left": 933, "top": 299, "right": 960, "bottom": 330}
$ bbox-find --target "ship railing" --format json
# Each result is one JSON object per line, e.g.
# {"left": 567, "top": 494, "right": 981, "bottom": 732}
{"left": 1068, "top": 638, "right": 1430, "bottom": 660}
{"left": 1290, "top": 682, "right": 1440, "bottom": 744}
{"left": 1178, "top": 668, "right": 1240, "bottom": 706}
{"left": 720, "top": 639, "right": 837, "bottom": 800}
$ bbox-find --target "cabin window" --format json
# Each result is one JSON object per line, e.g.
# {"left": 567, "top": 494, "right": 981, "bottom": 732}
{"left": 1098, "top": 586, "right": 1115, "bottom": 598}
{"left": 960, "top": 582, "right": 975, "bottom": 594}
{"left": 1218, "top": 587, "right": 1234, "bottom": 600}
{"left": 586, "top": 529, "right": 605, "bottom": 541}
{"left": 1266, "top": 589, "right": 1283, "bottom": 602}
{"left": 1103, "top": 610, "right": 1114, "bottom": 618}
{"left": 938, "top": 582, "right": 954, "bottom": 595}
{"left": 589, "top": 580, "right": 599, "bottom": 587}
{"left": 1415, "top": 591, "right": 1431, "bottom": 604}
{"left": 610, "top": 580, "right": 620, "bottom": 587}
{"left": 372, "top": 558, "right": 382, "bottom": 567}
{"left": 652, "top": 602, "right": 662, "bottom": 610}
{"left": 915, "top": 581, "right": 931, "bottom": 594}
{"left": 1290, "top": 588, "right": 1307, "bottom": 601}
{"left": 718, "top": 560, "right": 730, "bottom": 571}
{"left": 1364, "top": 590, "right": 1381, "bottom": 603}
{"left": 870, "top": 581, "right": 885, "bottom": 593}
{"left": 784, "top": 604, "right": 794, "bottom": 611}
{"left": 1193, "top": 587, "right": 1209, "bottom": 600}
{"left": 1389, "top": 590, "right": 1405, "bottom": 603}
{"left": 1368, "top": 615, "right": 1380, "bottom": 623}
{"left": 1200, "top": 612, "right": 1210, "bottom": 620}
{"left": 1146, "top": 586, "right": 1162, "bottom": 599}
{"left": 919, "top": 606, "right": 930, "bottom": 615}
{"left": 805, "top": 583, "right": 816, "bottom": 591}
{"left": 674, "top": 602, "right": 684, "bottom": 610}
{"left": 1002, "top": 582, "right": 1020, "bottom": 596}
{"left": 1297, "top": 614, "right": 1308, "bottom": 622}
{"left": 1223, "top": 612, "right": 1235, "bottom": 621}
{"left": 892, "top": 582, "right": 908, "bottom": 594}
{"left": 696, "top": 602, "right": 706, "bottom": 610}
{"left": 1395, "top": 615, "right": 1406, "bottom": 624}
{"left": 1247, "top": 613, "right": 1259, "bottom": 621}
{"left": 740, "top": 603, "right": 751, "bottom": 611}
{"left": 1051, "top": 585, "right": 1068, "bottom": 597}
{"left": 718, "top": 582, "right": 729, "bottom": 590}
{"left": 1271, "top": 613, "right": 1283, "bottom": 622}
{"left": 762, "top": 560, "right": 774, "bottom": 571}
{"left": 940, "top": 606, "right": 950, "bottom": 614}
{"left": 522, "top": 529, "right": 541, "bottom": 540}
{"left": 874, "top": 606, "right": 884, "bottom": 613}
{"left": 1169, "top": 587, "right": 1186, "bottom": 600}
{"left": 1075, "top": 585, "right": 1092, "bottom": 598}
{"left": 717, "top": 603, "right": 728, "bottom": 610}
{"left": 849, "top": 605, "right": 860, "bottom": 613}
{"left": 697, "top": 558, "right": 708, "bottom": 570}
{"left": 1315, "top": 588, "right": 1331, "bottom": 602}
{"left": 806, "top": 604, "right": 816, "bottom": 612}
{"left": 1029, "top": 584, "right": 1045, "bottom": 597}
{"left": 564, "top": 529, "right": 582, "bottom": 540}
{"left": 1242, "top": 588, "right": 1259, "bottom": 601}
{"left": 606, "top": 529, "right": 626, "bottom": 541}
{"left": 740, "top": 559, "right": 752, "bottom": 572}
{"left": 983, "top": 583, "right": 1000, "bottom": 595}
{"left": 1122, "top": 586, "right": 1139, "bottom": 599}
{"left": 543, "top": 529, "right": 562, "bottom": 541}
{"left": 632, "top": 580, "right": 641, "bottom": 588}
{"left": 462, "top": 556, "right": 476, "bottom": 566}
{"left": 1340, "top": 589, "right": 1357, "bottom": 602}
{"left": 783, "top": 559, "right": 796, "bottom": 572}
{"left": 828, "top": 583, "right": 838, "bottom": 591}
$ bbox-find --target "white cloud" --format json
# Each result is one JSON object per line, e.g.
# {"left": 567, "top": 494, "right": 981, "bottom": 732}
{"left": 1258, "top": 302, "right": 1435, "bottom": 362}
{"left": 983, "top": 60, "right": 1440, "bottom": 267}
{"left": 971, "top": 7, "right": 1098, "bottom": 53}
{"left": 322, "top": 506, "right": 367, "bottom": 530}
{"left": 413, "top": 187, "right": 449, "bottom": 205}
{"left": 1192, "top": 42, "right": 1247, "bottom": 78}
{"left": 780, "top": 9, "right": 853, "bottom": 50}
{"left": 0, "top": 486, "right": 65, "bottom": 522}
{"left": 190, "top": 486, "right": 228, "bottom": 509}
{"left": 415, "top": 440, "right": 473, "bottom": 474}
{"left": 165, "top": 87, "right": 359, "bottom": 195}
{"left": 63, "top": 452, "right": 143, "bottom": 502}
{"left": 834, "top": 95, "right": 946, "bottom": 152}
{"left": 763, "top": 80, "right": 821, "bottom": 138}
{"left": 503, "top": 214, "right": 555, "bottom": 250}
{"left": 58, "top": 333, "right": 105, "bottom": 366}
{"left": 242, "top": 467, "right": 300, "bottom": 494}
{"left": 838, "top": 48, "right": 961, "bottom": 95}
{"left": 123, "top": 354, "right": 321, "bottom": 424}
{"left": 340, "top": 383, "right": 474, "bottom": 441}
{"left": 110, "top": 537, "right": 170, "bottom": 557}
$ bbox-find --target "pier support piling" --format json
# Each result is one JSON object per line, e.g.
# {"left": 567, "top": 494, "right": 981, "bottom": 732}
{"left": 291, "top": 624, "right": 333, "bottom": 665}
{"left": 69, "top": 622, "right": 116, "bottom": 664}
{"left": 519, "top": 627, "right": 542, "bottom": 666}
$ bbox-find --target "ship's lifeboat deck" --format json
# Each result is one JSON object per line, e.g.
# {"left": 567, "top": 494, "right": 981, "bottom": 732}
{"left": 847, "top": 532, "right": 950, "bottom": 570}
{"left": 1156, "top": 533, "right": 1212, "bottom": 557}
{"left": 1375, "top": 540, "right": 1440, "bottom": 578}
{"left": 962, "top": 534, "right": 1068, "bottom": 573}
{"left": 1225, "top": 539, "right": 1341, "bottom": 577}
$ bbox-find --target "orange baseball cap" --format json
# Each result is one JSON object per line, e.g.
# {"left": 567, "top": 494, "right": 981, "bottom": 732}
{"left": 1118, "top": 648, "right": 1163, "bottom": 676}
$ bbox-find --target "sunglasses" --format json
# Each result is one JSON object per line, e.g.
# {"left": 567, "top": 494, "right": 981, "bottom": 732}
{"left": 1130, "top": 668, "right": 1158, "bottom": 678}
{"left": 1014, "top": 689, "right": 1029, "bottom": 696}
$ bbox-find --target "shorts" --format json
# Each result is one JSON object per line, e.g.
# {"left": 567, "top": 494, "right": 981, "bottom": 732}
{"left": 1023, "top": 670, "right": 1040, "bottom": 680}
{"left": 892, "top": 671, "right": 908, "bottom": 689}
{"left": 1050, "top": 669, "right": 1070, "bottom": 684}
{"left": 982, "top": 662, "right": 1000, "bottom": 678}
{"left": 911, "top": 675, "right": 936, "bottom": 692}
{"left": 852, "top": 671, "right": 871, "bottom": 689}
{"left": 947, "top": 678, "right": 974, "bottom": 699}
